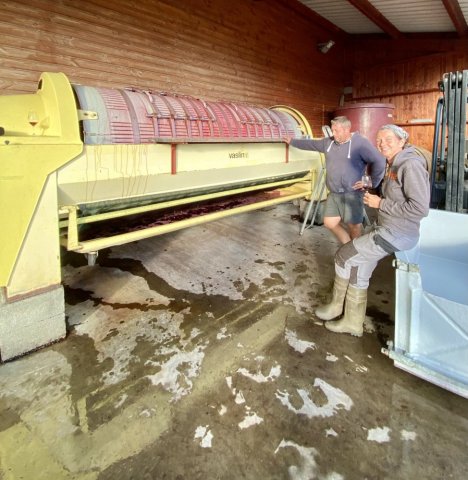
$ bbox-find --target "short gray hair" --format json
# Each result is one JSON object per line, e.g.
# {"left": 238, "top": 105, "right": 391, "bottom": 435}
{"left": 331, "top": 116, "right": 351, "bottom": 129}
{"left": 378, "top": 124, "right": 409, "bottom": 141}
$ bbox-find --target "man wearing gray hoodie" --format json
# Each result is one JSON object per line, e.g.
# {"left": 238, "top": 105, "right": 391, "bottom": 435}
{"left": 288, "top": 116, "right": 386, "bottom": 243}
{"left": 315, "top": 124, "right": 430, "bottom": 337}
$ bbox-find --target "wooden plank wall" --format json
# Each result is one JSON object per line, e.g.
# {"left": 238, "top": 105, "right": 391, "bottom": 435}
{"left": 347, "top": 38, "right": 468, "bottom": 151}
{"left": 0, "top": 0, "right": 346, "bottom": 136}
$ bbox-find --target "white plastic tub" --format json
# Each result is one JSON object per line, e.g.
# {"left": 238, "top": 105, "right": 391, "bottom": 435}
{"left": 386, "top": 209, "right": 468, "bottom": 398}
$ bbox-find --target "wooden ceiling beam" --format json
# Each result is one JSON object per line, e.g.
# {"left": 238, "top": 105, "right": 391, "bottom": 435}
{"left": 441, "top": 0, "right": 468, "bottom": 37}
{"left": 346, "top": 0, "right": 403, "bottom": 39}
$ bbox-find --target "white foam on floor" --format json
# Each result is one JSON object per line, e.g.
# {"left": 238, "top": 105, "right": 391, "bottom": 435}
{"left": 216, "top": 326, "right": 231, "bottom": 340}
{"left": 285, "top": 329, "right": 317, "bottom": 353}
{"left": 276, "top": 378, "right": 353, "bottom": 418}
{"left": 237, "top": 364, "right": 281, "bottom": 383}
{"left": 367, "top": 426, "right": 391, "bottom": 443}
{"left": 226, "top": 376, "right": 247, "bottom": 404}
{"left": 355, "top": 364, "right": 368, "bottom": 373}
{"left": 147, "top": 344, "right": 207, "bottom": 402}
{"left": 239, "top": 411, "right": 263, "bottom": 429}
{"left": 275, "top": 439, "right": 344, "bottom": 480}
{"left": 194, "top": 425, "right": 213, "bottom": 448}
{"left": 218, "top": 405, "right": 227, "bottom": 416}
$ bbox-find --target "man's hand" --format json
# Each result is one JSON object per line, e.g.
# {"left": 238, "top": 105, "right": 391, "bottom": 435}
{"left": 363, "top": 192, "right": 381, "bottom": 209}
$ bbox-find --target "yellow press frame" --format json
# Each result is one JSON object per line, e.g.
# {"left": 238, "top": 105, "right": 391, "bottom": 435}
{"left": 0, "top": 72, "right": 322, "bottom": 360}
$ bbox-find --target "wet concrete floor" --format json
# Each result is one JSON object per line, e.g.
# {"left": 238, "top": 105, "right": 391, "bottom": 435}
{"left": 0, "top": 203, "right": 467, "bottom": 479}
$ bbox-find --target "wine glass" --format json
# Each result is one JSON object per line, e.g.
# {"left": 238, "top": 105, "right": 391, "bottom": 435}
{"left": 361, "top": 174, "right": 372, "bottom": 192}
{"left": 28, "top": 111, "right": 38, "bottom": 135}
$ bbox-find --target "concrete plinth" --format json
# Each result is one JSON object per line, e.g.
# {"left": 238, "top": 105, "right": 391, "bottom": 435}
{"left": 0, "top": 286, "right": 65, "bottom": 361}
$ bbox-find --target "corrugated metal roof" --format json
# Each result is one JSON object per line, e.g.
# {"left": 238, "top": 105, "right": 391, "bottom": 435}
{"left": 459, "top": 0, "right": 468, "bottom": 18}
{"left": 298, "top": 0, "right": 468, "bottom": 35}
{"left": 370, "top": 0, "right": 454, "bottom": 33}
{"left": 299, "top": 0, "right": 383, "bottom": 34}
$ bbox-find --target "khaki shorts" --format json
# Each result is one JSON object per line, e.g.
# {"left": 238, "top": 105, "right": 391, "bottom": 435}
{"left": 324, "top": 192, "right": 364, "bottom": 224}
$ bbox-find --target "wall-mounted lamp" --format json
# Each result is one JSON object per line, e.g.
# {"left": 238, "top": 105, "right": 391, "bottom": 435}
{"left": 317, "top": 40, "right": 335, "bottom": 54}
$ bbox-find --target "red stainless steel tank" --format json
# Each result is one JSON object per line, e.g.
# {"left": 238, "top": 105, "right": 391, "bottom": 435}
{"left": 334, "top": 103, "right": 395, "bottom": 146}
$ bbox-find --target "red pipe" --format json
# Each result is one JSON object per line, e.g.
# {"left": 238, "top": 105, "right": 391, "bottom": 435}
{"left": 171, "top": 144, "right": 177, "bottom": 174}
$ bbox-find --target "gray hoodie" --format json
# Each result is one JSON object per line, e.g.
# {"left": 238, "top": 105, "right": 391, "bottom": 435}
{"left": 377, "top": 146, "right": 430, "bottom": 250}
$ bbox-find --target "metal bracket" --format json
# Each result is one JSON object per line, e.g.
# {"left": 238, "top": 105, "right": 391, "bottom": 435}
{"left": 381, "top": 340, "right": 393, "bottom": 357}
{"left": 382, "top": 340, "right": 407, "bottom": 357}
{"left": 77, "top": 110, "right": 98, "bottom": 120}
{"left": 392, "top": 259, "right": 420, "bottom": 273}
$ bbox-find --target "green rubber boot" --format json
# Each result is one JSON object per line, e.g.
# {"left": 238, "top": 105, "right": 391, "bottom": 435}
{"left": 325, "top": 285, "right": 367, "bottom": 337}
{"left": 315, "top": 275, "right": 349, "bottom": 321}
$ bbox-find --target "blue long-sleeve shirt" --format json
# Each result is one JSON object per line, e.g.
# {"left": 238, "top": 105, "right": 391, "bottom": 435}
{"left": 290, "top": 133, "right": 386, "bottom": 193}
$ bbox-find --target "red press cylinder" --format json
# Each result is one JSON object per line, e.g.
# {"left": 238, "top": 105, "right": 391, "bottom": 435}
{"left": 73, "top": 85, "right": 303, "bottom": 145}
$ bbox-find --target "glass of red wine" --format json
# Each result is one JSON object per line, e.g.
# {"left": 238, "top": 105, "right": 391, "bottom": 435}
{"left": 361, "top": 174, "right": 372, "bottom": 192}
{"left": 28, "top": 111, "right": 38, "bottom": 135}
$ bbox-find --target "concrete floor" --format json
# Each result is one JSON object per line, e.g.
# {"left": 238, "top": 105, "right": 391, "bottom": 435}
{"left": 0, "top": 202, "right": 467, "bottom": 480}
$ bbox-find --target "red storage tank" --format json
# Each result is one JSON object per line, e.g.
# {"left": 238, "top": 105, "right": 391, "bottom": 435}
{"left": 334, "top": 103, "right": 395, "bottom": 146}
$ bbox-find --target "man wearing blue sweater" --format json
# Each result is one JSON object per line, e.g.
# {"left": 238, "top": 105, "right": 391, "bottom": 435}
{"left": 288, "top": 116, "right": 386, "bottom": 244}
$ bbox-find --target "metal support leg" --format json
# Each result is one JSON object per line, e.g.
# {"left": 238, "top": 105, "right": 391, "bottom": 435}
{"left": 300, "top": 167, "right": 326, "bottom": 235}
